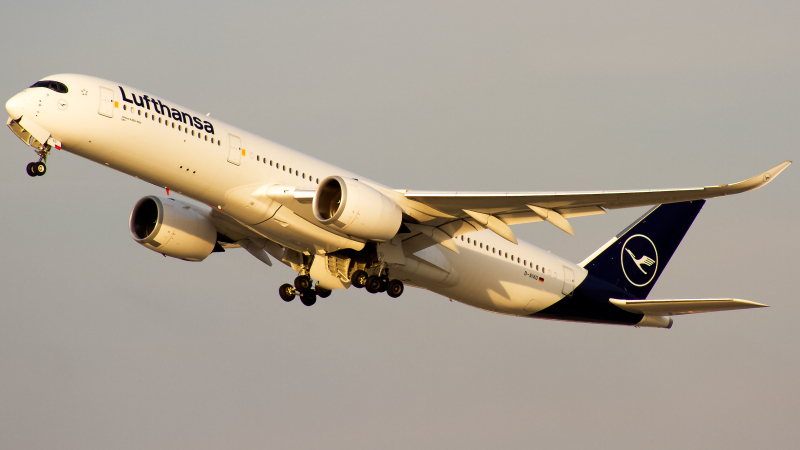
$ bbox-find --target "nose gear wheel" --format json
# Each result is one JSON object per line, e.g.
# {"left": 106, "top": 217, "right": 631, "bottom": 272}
{"left": 26, "top": 161, "right": 46, "bottom": 177}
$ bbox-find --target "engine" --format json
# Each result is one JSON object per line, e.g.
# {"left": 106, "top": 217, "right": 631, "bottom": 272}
{"left": 313, "top": 176, "right": 402, "bottom": 242}
{"left": 129, "top": 196, "right": 217, "bottom": 261}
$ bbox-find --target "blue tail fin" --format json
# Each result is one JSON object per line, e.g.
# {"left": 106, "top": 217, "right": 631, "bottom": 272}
{"left": 580, "top": 200, "right": 705, "bottom": 299}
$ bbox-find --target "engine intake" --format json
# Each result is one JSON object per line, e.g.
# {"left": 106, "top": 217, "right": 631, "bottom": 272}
{"left": 129, "top": 196, "right": 217, "bottom": 261}
{"left": 313, "top": 176, "right": 402, "bottom": 242}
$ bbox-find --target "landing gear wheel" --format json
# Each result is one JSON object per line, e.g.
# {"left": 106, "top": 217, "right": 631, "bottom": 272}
{"left": 351, "top": 270, "right": 368, "bottom": 288}
{"left": 26, "top": 163, "right": 37, "bottom": 177}
{"left": 279, "top": 283, "right": 296, "bottom": 302}
{"left": 300, "top": 290, "right": 317, "bottom": 306}
{"left": 294, "top": 275, "right": 312, "bottom": 291}
{"left": 33, "top": 162, "right": 46, "bottom": 176}
{"left": 386, "top": 280, "right": 404, "bottom": 298}
{"left": 316, "top": 286, "right": 332, "bottom": 298}
{"left": 365, "top": 275, "right": 383, "bottom": 294}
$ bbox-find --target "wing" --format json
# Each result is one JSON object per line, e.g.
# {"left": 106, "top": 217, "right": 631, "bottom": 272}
{"left": 398, "top": 161, "right": 790, "bottom": 245}
{"left": 609, "top": 298, "right": 768, "bottom": 316}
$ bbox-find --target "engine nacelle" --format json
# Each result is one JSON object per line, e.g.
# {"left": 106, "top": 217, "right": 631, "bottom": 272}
{"left": 313, "top": 176, "right": 402, "bottom": 242}
{"left": 129, "top": 196, "right": 217, "bottom": 261}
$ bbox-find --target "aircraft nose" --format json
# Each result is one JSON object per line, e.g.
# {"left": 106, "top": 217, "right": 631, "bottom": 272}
{"left": 6, "top": 92, "right": 25, "bottom": 120}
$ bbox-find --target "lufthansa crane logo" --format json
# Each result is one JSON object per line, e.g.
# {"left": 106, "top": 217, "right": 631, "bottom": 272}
{"left": 620, "top": 234, "right": 658, "bottom": 287}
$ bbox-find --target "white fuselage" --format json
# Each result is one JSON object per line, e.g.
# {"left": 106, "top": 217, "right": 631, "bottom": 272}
{"left": 7, "top": 74, "right": 587, "bottom": 317}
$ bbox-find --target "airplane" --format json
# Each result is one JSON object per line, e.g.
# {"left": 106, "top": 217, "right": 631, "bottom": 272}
{"left": 5, "top": 74, "right": 791, "bottom": 328}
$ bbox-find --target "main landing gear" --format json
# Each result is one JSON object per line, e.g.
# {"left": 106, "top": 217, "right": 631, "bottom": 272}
{"left": 279, "top": 275, "right": 332, "bottom": 306}
{"left": 351, "top": 269, "right": 404, "bottom": 298}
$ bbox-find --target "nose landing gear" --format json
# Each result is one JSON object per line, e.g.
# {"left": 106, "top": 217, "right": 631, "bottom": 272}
{"left": 26, "top": 161, "right": 46, "bottom": 177}
{"left": 26, "top": 142, "right": 51, "bottom": 177}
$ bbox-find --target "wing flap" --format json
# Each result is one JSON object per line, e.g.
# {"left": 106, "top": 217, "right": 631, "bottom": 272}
{"left": 610, "top": 298, "right": 768, "bottom": 316}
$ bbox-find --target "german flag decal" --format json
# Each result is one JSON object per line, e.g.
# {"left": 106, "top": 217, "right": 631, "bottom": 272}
{"left": 539, "top": 278, "right": 545, "bottom": 283}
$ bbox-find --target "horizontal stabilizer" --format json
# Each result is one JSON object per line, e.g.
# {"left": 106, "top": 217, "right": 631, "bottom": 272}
{"left": 610, "top": 298, "right": 767, "bottom": 316}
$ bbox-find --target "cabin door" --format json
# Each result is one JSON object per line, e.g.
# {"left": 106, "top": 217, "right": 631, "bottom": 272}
{"left": 98, "top": 87, "right": 114, "bottom": 118}
{"left": 228, "top": 134, "right": 242, "bottom": 165}
{"left": 562, "top": 266, "right": 575, "bottom": 296}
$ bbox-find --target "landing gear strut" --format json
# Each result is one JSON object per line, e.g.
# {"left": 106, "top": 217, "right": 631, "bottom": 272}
{"left": 26, "top": 144, "right": 51, "bottom": 177}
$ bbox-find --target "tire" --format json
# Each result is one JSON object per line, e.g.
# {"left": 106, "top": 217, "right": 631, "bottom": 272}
{"left": 294, "top": 275, "right": 312, "bottom": 291}
{"left": 316, "top": 287, "right": 332, "bottom": 298}
{"left": 300, "top": 291, "right": 317, "bottom": 306}
{"left": 351, "top": 270, "right": 368, "bottom": 288}
{"left": 387, "top": 280, "right": 404, "bottom": 298}
{"left": 365, "top": 275, "right": 382, "bottom": 294}
{"left": 279, "top": 283, "right": 296, "bottom": 302}
{"left": 26, "top": 163, "right": 37, "bottom": 177}
{"left": 33, "top": 162, "right": 46, "bottom": 176}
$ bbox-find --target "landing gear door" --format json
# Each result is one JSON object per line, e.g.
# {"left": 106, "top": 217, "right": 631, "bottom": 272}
{"left": 228, "top": 134, "right": 242, "bottom": 165}
{"left": 562, "top": 266, "right": 575, "bottom": 296}
{"left": 99, "top": 87, "right": 114, "bottom": 118}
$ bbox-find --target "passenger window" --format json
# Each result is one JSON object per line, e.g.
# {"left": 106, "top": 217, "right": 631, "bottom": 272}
{"left": 145, "top": 112, "right": 148, "bottom": 118}
{"left": 191, "top": 130, "right": 195, "bottom": 136}
{"left": 138, "top": 110, "right": 141, "bottom": 116}
{"left": 178, "top": 125, "right": 181, "bottom": 131}
{"left": 123, "top": 105, "right": 126, "bottom": 110}
{"left": 158, "top": 117, "right": 162, "bottom": 123}
{"left": 205, "top": 135, "right": 208, "bottom": 141}
{"left": 480, "top": 243, "right": 483, "bottom": 249}
{"left": 211, "top": 138, "right": 214, "bottom": 143}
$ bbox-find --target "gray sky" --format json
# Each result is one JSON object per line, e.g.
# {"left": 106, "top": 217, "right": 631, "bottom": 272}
{"left": 1, "top": 1, "right": 798, "bottom": 448}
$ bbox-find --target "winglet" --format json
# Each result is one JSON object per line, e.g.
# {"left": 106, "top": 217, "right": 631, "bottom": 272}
{"left": 713, "top": 161, "right": 791, "bottom": 195}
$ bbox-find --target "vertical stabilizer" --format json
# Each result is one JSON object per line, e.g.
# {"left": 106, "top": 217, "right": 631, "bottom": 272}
{"left": 579, "top": 200, "right": 705, "bottom": 299}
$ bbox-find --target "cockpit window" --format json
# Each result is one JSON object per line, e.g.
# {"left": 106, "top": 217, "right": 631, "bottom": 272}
{"left": 29, "top": 80, "right": 69, "bottom": 94}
